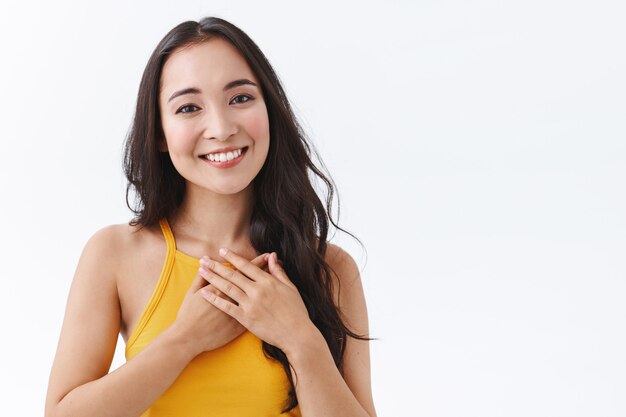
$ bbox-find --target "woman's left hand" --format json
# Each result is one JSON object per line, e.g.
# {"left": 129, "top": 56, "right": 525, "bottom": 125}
{"left": 198, "top": 248, "right": 315, "bottom": 353}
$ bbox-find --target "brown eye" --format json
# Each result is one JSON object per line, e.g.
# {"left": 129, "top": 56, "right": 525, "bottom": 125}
{"left": 230, "top": 95, "right": 253, "bottom": 105}
{"left": 176, "top": 104, "right": 200, "bottom": 114}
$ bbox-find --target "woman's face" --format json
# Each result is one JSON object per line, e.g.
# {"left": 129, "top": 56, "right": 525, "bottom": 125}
{"left": 158, "top": 37, "right": 270, "bottom": 196}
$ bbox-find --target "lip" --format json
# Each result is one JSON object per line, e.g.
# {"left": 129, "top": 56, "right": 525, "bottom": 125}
{"left": 200, "top": 146, "right": 248, "bottom": 169}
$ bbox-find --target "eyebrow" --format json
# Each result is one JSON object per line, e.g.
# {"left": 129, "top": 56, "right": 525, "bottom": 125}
{"left": 167, "top": 79, "right": 258, "bottom": 103}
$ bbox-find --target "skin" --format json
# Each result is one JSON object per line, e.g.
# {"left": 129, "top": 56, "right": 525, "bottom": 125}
{"left": 45, "top": 37, "right": 377, "bottom": 417}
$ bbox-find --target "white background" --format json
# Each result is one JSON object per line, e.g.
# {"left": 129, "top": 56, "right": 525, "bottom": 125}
{"left": 1, "top": 1, "right": 624, "bottom": 416}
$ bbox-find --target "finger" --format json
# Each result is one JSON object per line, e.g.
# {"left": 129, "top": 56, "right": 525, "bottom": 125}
{"left": 188, "top": 267, "right": 209, "bottom": 294}
{"left": 250, "top": 252, "right": 270, "bottom": 271}
{"left": 268, "top": 252, "right": 296, "bottom": 288}
{"left": 202, "top": 255, "right": 257, "bottom": 293}
{"left": 222, "top": 253, "right": 267, "bottom": 269}
{"left": 218, "top": 247, "right": 270, "bottom": 283}
{"left": 251, "top": 252, "right": 269, "bottom": 264}
{"left": 196, "top": 282, "right": 238, "bottom": 305}
{"left": 199, "top": 265, "right": 248, "bottom": 303}
{"left": 190, "top": 266, "right": 237, "bottom": 303}
{"left": 200, "top": 286, "right": 241, "bottom": 321}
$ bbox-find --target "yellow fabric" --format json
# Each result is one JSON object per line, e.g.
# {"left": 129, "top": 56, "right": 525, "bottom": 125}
{"left": 125, "top": 218, "right": 301, "bottom": 417}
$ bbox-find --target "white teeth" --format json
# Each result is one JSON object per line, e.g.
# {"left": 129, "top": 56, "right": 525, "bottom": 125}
{"left": 205, "top": 148, "right": 243, "bottom": 162}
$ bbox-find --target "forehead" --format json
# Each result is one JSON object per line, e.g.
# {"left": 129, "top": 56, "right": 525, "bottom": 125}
{"left": 159, "top": 37, "right": 257, "bottom": 95}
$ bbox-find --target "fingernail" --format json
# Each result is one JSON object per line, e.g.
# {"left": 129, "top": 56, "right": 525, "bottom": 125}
{"left": 264, "top": 254, "right": 270, "bottom": 261}
{"left": 219, "top": 247, "right": 228, "bottom": 257}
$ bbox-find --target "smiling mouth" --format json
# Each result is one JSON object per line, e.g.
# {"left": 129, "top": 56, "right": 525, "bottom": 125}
{"left": 200, "top": 146, "right": 248, "bottom": 162}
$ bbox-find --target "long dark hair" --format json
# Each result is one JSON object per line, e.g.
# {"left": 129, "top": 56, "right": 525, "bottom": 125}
{"left": 123, "top": 16, "right": 372, "bottom": 413}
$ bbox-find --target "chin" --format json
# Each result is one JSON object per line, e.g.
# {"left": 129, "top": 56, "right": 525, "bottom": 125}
{"left": 210, "top": 181, "right": 254, "bottom": 195}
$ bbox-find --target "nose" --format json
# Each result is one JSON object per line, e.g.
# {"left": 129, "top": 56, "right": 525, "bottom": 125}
{"left": 202, "top": 106, "right": 238, "bottom": 142}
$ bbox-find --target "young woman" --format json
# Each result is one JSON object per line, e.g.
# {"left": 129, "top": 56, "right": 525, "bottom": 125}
{"left": 45, "top": 16, "right": 377, "bottom": 417}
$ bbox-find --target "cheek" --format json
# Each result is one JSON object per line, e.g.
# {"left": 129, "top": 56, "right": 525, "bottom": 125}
{"left": 162, "top": 118, "right": 197, "bottom": 152}
{"left": 243, "top": 108, "right": 270, "bottom": 145}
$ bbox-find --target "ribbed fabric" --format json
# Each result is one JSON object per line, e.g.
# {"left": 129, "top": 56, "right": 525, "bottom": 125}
{"left": 125, "top": 218, "right": 301, "bottom": 416}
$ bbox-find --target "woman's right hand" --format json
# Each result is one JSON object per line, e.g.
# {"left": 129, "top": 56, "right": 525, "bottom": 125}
{"left": 171, "top": 252, "right": 269, "bottom": 357}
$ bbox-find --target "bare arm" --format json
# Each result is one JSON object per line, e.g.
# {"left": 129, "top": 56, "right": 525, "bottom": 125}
{"left": 45, "top": 226, "right": 267, "bottom": 417}
{"left": 284, "top": 245, "right": 377, "bottom": 417}
{"left": 44, "top": 226, "right": 197, "bottom": 417}
{"left": 193, "top": 243, "right": 376, "bottom": 416}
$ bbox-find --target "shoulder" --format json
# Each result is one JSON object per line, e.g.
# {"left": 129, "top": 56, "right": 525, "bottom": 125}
{"left": 325, "top": 242, "right": 358, "bottom": 277}
{"left": 78, "top": 221, "right": 161, "bottom": 279}
{"left": 82, "top": 223, "right": 132, "bottom": 255}
{"left": 80, "top": 222, "right": 136, "bottom": 261}
{"left": 323, "top": 243, "right": 364, "bottom": 316}
{"left": 85, "top": 221, "right": 156, "bottom": 247}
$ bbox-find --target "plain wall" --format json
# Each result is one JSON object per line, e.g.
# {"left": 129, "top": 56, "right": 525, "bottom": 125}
{"left": 0, "top": 1, "right": 624, "bottom": 415}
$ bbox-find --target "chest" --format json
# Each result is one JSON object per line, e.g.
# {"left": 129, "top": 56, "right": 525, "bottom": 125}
{"left": 116, "top": 227, "right": 260, "bottom": 343}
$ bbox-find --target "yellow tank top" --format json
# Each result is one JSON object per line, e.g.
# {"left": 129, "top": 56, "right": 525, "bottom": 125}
{"left": 125, "top": 218, "right": 301, "bottom": 417}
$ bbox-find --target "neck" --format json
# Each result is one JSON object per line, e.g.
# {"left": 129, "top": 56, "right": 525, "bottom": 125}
{"left": 169, "top": 182, "right": 254, "bottom": 248}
